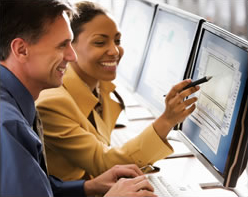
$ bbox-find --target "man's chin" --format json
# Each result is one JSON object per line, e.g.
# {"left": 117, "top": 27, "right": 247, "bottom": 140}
{"left": 43, "top": 81, "right": 63, "bottom": 90}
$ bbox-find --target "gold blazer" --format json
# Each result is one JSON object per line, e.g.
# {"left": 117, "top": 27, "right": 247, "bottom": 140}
{"left": 36, "top": 65, "right": 173, "bottom": 181}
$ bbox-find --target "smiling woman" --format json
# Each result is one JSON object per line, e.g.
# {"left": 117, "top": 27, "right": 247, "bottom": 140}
{"left": 36, "top": 0, "right": 199, "bottom": 183}
{"left": 71, "top": 11, "right": 123, "bottom": 86}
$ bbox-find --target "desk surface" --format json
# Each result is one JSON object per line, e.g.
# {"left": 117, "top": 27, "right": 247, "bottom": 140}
{"left": 154, "top": 158, "right": 240, "bottom": 197}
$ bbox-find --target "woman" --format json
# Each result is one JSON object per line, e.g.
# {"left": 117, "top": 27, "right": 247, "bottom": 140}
{"left": 36, "top": 1, "right": 199, "bottom": 181}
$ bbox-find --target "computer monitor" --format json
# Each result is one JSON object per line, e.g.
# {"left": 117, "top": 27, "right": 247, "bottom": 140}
{"left": 116, "top": 0, "right": 158, "bottom": 91}
{"left": 96, "top": 0, "right": 112, "bottom": 11}
{"left": 111, "top": 0, "right": 126, "bottom": 25}
{"left": 179, "top": 22, "right": 248, "bottom": 188}
{"left": 135, "top": 4, "right": 204, "bottom": 116}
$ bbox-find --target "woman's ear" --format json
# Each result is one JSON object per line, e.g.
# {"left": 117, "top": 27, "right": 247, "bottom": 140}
{"left": 10, "top": 38, "right": 29, "bottom": 63}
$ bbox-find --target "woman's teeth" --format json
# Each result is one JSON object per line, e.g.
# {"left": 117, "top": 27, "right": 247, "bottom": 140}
{"left": 101, "top": 62, "right": 117, "bottom": 67}
{"left": 57, "top": 67, "right": 66, "bottom": 73}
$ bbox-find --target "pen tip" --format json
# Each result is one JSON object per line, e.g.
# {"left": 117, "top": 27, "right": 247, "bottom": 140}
{"left": 207, "top": 76, "right": 213, "bottom": 80}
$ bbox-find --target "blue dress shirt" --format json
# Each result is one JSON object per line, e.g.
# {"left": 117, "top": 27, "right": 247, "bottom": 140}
{"left": 0, "top": 65, "right": 85, "bottom": 197}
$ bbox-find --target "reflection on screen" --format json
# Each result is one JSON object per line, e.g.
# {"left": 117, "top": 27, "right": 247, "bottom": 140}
{"left": 136, "top": 7, "right": 201, "bottom": 115}
{"left": 117, "top": 0, "right": 156, "bottom": 90}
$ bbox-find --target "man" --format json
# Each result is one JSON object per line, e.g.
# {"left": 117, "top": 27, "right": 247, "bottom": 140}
{"left": 0, "top": 0, "right": 155, "bottom": 196}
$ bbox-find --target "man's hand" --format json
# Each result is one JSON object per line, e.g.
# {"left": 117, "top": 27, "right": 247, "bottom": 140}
{"left": 105, "top": 176, "right": 156, "bottom": 197}
{"left": 84, "top": 164, "right": 147, "bottom": 196}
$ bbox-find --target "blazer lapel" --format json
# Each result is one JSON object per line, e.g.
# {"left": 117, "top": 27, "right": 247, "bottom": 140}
{"left": 93, "top": 110, "right": 110, "bottom": 144}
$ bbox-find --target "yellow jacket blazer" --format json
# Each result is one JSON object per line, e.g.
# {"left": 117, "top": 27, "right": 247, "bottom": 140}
{"left": 36, "top": 65, "right": 173, "bottom": 181}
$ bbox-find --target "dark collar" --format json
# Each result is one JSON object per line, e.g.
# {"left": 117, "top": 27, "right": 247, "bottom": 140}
{"left": 0, "top": 65, "right": 36, "bottom": 126}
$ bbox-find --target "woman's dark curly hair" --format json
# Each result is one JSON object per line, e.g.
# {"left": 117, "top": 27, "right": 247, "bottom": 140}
{"left": 71, "top": 1, "right": 109, "bottom": 43}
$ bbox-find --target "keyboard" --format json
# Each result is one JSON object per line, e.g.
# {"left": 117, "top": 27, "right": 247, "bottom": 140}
{"left": 147, "top": 174, "right": 204, "bottom": 197}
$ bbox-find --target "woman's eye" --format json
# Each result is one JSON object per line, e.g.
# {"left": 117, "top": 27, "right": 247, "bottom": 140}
{"left": 94, "top": 41, "right": 105, "bottom": 46}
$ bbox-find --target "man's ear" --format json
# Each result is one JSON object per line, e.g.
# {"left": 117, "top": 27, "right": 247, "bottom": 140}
{"left": 10, "top": 38, "right": 29, "bottom": 63}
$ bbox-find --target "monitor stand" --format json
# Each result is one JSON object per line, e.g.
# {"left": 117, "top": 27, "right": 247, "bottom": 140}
{"left": 199, "top": 162, "right": 248, "bottom": 197}
{"left": 199, "top": 182, "right": 236, "bottom": 194}
{"left": 233, "top": 161, "right": 248, "bottom": 197}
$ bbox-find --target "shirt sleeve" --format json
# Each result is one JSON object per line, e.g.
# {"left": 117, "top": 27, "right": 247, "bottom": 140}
{"left": 49, "top": 175, "right": 85, "bottom": 197}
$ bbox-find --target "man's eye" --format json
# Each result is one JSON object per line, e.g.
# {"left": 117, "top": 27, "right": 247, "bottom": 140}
{"left": 58, "top": 43, "right": 67, "bottom": 49}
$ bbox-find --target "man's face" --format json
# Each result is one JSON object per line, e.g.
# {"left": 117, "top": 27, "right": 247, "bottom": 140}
{"left": 25, "top": 12, "right": 77, "bottom": 90}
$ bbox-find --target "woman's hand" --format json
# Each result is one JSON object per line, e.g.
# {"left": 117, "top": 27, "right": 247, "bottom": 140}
{"left": 153, "top": 79, "right": 199, "bottom": 140}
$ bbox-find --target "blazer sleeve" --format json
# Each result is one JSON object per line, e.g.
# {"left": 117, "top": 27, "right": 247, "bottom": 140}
{"left": 36, "top": 91, "right": 173, "bottom": 177}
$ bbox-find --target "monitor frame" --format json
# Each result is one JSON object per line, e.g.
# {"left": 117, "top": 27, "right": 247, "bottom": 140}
{"left": 111, "top": 0, "right": 127, "bottom": 25}
{"left": 178, "top": 22, "right": 248, "bottom": 188}
{"left": 134, "top": 3, "right": 205, "bottom": 117}
{"left": 116, "top": 0, "right": 159, "bottom": 92}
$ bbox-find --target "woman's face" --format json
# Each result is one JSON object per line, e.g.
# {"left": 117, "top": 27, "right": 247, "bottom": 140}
{"left": 72, "top": 14, "right": 124, "bottom": 88}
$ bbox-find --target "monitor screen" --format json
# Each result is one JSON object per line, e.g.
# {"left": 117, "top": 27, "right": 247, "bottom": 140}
{"left": 111, "top": 0, "right": 126, "bottom": 25}
{"left": 179, "top": 22, "right": 248, "bottom": 188}
{"left": 116, "top": 0, "right": 158, "bottom": 91}
{"left": 135, "top": 4, "right": 204, "bottom": 116}
{"left": 96, "top": 0, "right": 112, "bottom": 11}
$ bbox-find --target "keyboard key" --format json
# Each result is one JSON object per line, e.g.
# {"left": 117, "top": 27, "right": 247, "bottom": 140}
{"left": 147, "top": 174, "right": 204, "bottom": 197}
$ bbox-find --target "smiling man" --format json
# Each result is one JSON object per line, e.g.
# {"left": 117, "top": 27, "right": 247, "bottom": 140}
{"left": 0, "top": 1, "right": 79, "bottom": 195}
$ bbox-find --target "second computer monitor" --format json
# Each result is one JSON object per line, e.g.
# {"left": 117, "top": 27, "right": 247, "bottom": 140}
{"left": 116, "top": 0, "right": 158, "bottom": 91}
{"left": 135, "top": 4, "right": 204, "bottom": 116}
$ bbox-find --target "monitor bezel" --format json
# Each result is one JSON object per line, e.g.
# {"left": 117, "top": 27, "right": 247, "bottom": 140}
{"left": 178, "top": 22, "right": 248, "bottom": 188}
{"left": 134, "top": 3, "right": 205, "bottom": 117}
{"left": 149, "top": 3, "right": 206, "bottom": 82}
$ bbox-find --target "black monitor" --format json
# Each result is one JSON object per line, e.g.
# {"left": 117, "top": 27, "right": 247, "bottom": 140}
{"left": 135, "top": 4, "right": 204, "bottom": 116}
{"left": 116, "top": 0, "right": 158, "bottom": 91}
{"left": 179, "top": 22, "right": 248, "bottom": 188}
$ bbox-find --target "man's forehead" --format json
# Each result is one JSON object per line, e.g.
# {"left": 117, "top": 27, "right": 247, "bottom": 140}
{"left": 41, "top": 13, "right": 73, "bottom": 42}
